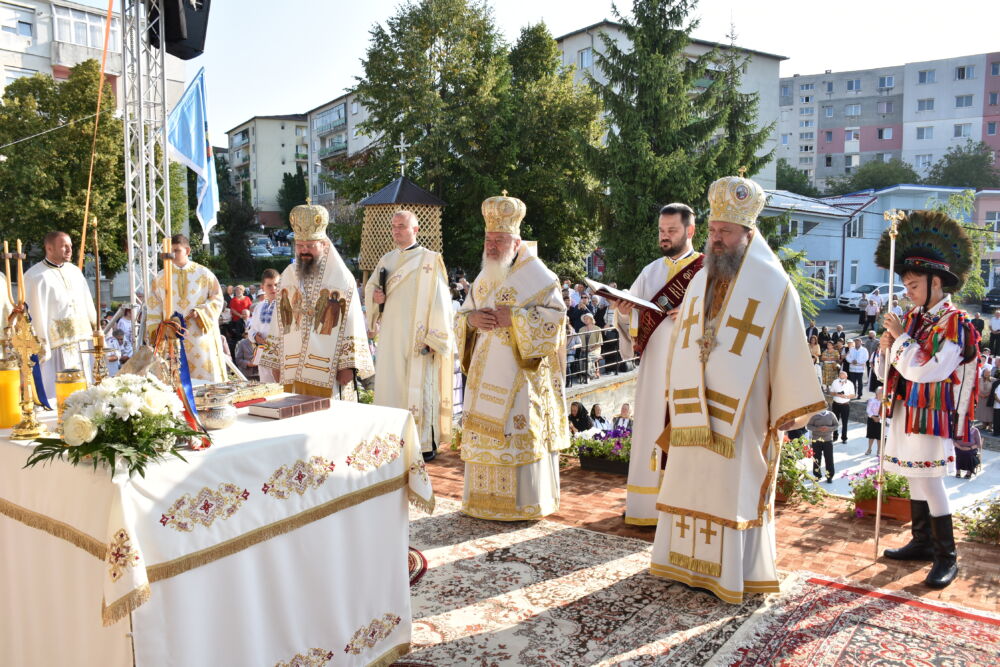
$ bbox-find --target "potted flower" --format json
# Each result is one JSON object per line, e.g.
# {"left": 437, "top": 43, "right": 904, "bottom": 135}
{"left": 776, "top": 436, "right": 825, "bottom": 504}
{"left": 846, "top": 465, "right": 911, "bottom": 521}
{"left": 572, "top": 427, "right": 631, "bottom": 475}
{"left": 25, "top": 374, "right": 203, "bottom": 477}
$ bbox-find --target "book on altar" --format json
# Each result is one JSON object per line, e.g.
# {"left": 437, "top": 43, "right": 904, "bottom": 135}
{"left": 247, "top": 394, "right": 331, "bottom": 419}
{"left": 584, "top": 278, "right": 662, "bottom": 313}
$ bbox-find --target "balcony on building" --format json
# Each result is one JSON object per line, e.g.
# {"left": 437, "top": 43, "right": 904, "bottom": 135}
{"left": 315, "top": 117, "right": 348, "bottom": 136}
{"left": 295, "top": 149, "right": 309, "bottom": 161}
{"left": 231, "top": 150, "right": 250, "bottom": 166}
{"left": 318, "top": 139, "right": 348, "bottom": 159}
{"left": 50, "top": 8, "right": 123, "bottom": 76}
{"left": 231, "top": 134, "right": 249, "bottom": 149}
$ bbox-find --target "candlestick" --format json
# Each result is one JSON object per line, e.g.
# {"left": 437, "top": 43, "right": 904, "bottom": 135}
{"left": 15, "top": 239, "right": 25, "bottom": 304}
{"left": 3, "top": 240, "right": 12, "bottom": 305}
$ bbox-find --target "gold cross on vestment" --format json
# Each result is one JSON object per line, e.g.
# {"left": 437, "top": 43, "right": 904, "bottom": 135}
{"left": 699, "top": 522, "right": 718, "bottom": 545}
{"left": 681, "top": 296, "right": 700, "bottom": 348}
{"left": 726, "top": 298, "right": 764, "bottom": 356}
{"left": 675, "top": 516, "right": 691, "bottom": 539}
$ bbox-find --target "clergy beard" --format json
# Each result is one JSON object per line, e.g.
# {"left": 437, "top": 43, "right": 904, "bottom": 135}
{"left": 480, "top": 245, "right": 518, "bottom": 284}
{"left": 296, "top": 248, "right": 324, "bottom": 278}
{"left": 703, "top": 235, "right": 748, "bottom": 282}
{"left": 659, "top": 239, "right": 686, "bottom": 257}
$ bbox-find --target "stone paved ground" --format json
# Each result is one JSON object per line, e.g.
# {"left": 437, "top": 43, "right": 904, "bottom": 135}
{"left": 425, "top": 447, "right": 1000, "bottom": 614}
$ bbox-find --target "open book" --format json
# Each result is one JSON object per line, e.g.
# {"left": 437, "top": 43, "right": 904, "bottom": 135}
{"left": 584, "top": 278, "right": 662, "bottom": 313}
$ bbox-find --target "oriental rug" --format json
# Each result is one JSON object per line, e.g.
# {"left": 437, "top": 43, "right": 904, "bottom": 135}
{"left": 400, "top": 497, "right": 767, "bottom": 666}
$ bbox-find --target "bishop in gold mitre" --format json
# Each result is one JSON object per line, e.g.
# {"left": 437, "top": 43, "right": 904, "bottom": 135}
{"left": 260, "top": 203, "right": 373, "bottom": 398}
{"left": 649, "top": 172, "right": 824, "bottom": 603}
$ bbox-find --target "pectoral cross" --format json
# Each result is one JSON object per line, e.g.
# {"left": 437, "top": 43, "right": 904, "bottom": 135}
{"left": 696, "top": 325, "right": 717, "bottom": 364}
{"left": 699, "top": 522, "right": 718, "bottom": 545}
{"left": 675, "top": 516, "right": 691, "bottom": 539}
{"left": 726, "top": 298, "right": 764, "bottom": 356}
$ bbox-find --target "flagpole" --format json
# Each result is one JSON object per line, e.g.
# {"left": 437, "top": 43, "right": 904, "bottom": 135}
{"left": 874, "top": 211, "right": 902, "bottom": 560}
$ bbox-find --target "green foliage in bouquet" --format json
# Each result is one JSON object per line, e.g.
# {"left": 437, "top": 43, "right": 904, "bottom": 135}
{"left": 847, "top": 465, "right": 911, "bottom": 503}
{"left": 24, "top": 374, "right": 205, "bottom": 478}
{"left": 777, "top": 436, "right": 826, "bottom": 505}
{"left": 956, "top": 495, "right": 1000, "bottom": 544}
{"left": 567, "top": 427, "right": 632, "bottom": 462}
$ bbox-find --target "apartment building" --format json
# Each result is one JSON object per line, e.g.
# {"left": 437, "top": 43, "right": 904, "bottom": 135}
{"left": 555, "top": 20, "right": 785, "bottom": 188}
{"left": 778, "top": 51, "right": 1000, "bottom": 190}
{"left": 226, "top": 115, "right": 309, "bottom": 227}
{"left": 306, "top": 91, "right": 373, "bottom": 206}
{"left": 1, "top": 0, "right": 184, "bottom": 107}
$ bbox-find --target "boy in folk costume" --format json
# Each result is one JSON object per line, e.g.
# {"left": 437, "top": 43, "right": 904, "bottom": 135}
{"left": 874, "top": 210, "right": 980, "bottom": 589}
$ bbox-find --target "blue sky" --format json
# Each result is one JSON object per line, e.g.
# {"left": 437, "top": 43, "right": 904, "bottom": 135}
{"left": 77, "top": 0, "right": 997, "bottom": 140}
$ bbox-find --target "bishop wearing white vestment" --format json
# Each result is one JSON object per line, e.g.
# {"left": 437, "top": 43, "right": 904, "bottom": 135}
{"left": 23, "top": 231, "right": 97, "bottom": 399}
{"left": 456, "top": 193, "right": 569, "bottom": 521}
{"left": 365, "top": 210, "right": 454, "bottom": 454}
{"left": 651, "top": 175, "right": 825, "bottom": 603}
{"left": 146, "top": 234, "right": 227, "bottom": 382}
{"left": 616, "top": 203, "right": 703, "bottom": 526}
{"left": 261, "top": 203, "right": 373, "bottom": 398}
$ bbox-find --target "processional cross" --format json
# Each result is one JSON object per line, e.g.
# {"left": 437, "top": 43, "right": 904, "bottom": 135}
{"left": 393, "top": 133, "right": 410, "bottom": 177}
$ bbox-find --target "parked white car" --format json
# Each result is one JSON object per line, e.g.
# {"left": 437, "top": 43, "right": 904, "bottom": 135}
{"left": 837, "top": 282, "right": 905, "bottom": 311}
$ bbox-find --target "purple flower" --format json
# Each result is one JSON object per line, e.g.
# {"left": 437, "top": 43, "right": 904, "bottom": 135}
{"left": 855, "top": 508, "right": 865, "bottom": 518}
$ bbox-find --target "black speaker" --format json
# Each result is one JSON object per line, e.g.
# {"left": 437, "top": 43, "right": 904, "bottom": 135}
{"left": 146, "top": 0, "right": 211, "bottom": 61}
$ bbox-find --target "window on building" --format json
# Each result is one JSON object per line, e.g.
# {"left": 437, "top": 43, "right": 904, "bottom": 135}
{"left": 781, "top": 134, "right": 790, "bottom": 145}
{"left": 955, "top": 94, "right": 974, "bottom": 108}
{"left": 992, "top": 62, "right": 1000, "bottom": 76}
{"left": 823, "top": 106, "right": 833, "bottom": 118}
{"left": 800, "top": 95, "right": 813, "bottom": 104}
{"left": 877, "top": 127, "right": 893, "bottom": 140}
{"left": 799, "top": 132, "right": 814, "bottom": 140}
{"left": 987, "top": 211, "right": 1000, "bottom": 232}
{"left": 578, "top": 47, "right": 593, "bottom": 69}
{"left": 825, "top": 155, "right": 833, "bottom": 167}
{"left": 824, "top": 130, "right": 833, "bottom": 142}
{"left": 877, "top": 101, "right": 894, "bottom": 114}
{"left": 3, "top": 65, "right": 36, "bottom": 87}
{"left": 53, "top": 6, "right": 119, "bottom": 51}
{"left": 825, "top": 81, "right": 833, "bottom": 93}
{"left": 845, "top": 103, "right": 861, "bottom": 116}
{"left": 916, "top": 126, "right": 933, "bottom": 140}
{"left": 295, "top": 126, "right": 306, "bottom": 136}
{"left": 878, "top": 75, "right": 894, "bottom": 89}
{"left": 845, "top": 155, "right": 858, "bottom": 167}
{"left": 780, "top": 84, "right": 790, "bottom": 97}
{"left": 805, "top": 260, "right": 838, "bottom": 298}
{"left": 351, "top": 100, "right": 359, "bottom": 114}
{"left": 846, "top": 78, "right": 861, "bottom": 91}
{"left": 987, "top": 121, "right": 997, "bottom": 136}
{"left": 990, "top": 92, "right": 999, "bottom": 106}
{"left": 917, "top": 98, "right": 935, "bottom": 111}
{"left": 800, "top": 83, "right": 815, "bottom": 91}
{"left": 954, "top": 123, "right": 972, "bottom": 138}
{"left": 850, "top": 260, "right": 859, "bottom": 286}
{"left": 1, "top": 2, "right": 34, "bottom": 37}
{"left": 799, "top": 107, "right": 814, "bottom": 115}
{"left": 798, "top": 157, "right": 813, "bottom": 166}
{"left": 847, "top": 216, "right": 863, "bottom": 238}
{"left": 915, "top": 154, "right": 933, "bottom": 170}
{"left": 918, "top": 69, "right": 936, "bottom": 84}
{"left": 799, "top": 120, "right": 815, "bottom": 128}
{"left": 845, "top": 129, "right": 860, "bottom": 141}
{"left": 780, "top": 219, "right": 801, "bottom": 236}
{"left": 799, "top": 145, "right": 814, "bottom": 152}
{"left": 956, "top": 65, "right": 975, "bottom": 80}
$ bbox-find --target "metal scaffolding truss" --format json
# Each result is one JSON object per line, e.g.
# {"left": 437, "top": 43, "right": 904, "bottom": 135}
{"left": 121, "top": 0, "right": 170, "bottom": 328}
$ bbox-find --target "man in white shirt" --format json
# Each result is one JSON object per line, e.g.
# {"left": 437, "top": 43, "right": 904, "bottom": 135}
{"left": 864, "top": 292, "right": 881, "bottom": 331}
{"left": 248, "top": 268, "right": 279, "bottom": 383}
{"left": 890, "top": 299, "right": 904, "bottom": 317}
{"left": 829, "top": 370, "right": 856, "bottom": 443}
{"left": 846, "top": 337, "right": 870, "bottom": 397}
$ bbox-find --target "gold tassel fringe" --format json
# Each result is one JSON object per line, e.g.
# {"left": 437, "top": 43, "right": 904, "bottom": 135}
{"left": 668, "top": 427, "right": 735, "bottom": 459}
{"left": 669, "top": 551, "right": 722, "bottom": 578}
{"left": 408, "top": 490, "right": 435, "bottom": 515}
{"left": 101, "top": 583, "right": 151, "bottom": 627}
{"left": 0, "top": 497, "right": 106, "bottom": 561}
{"left": 369, "top": 642, "right": 411, "bottom": 667}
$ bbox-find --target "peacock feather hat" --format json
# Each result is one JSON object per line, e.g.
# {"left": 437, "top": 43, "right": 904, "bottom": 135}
{"left": 874, "top": 209, "right": 972, "bottom": 292}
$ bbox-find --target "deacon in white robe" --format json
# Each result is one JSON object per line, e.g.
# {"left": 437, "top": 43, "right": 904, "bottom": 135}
{"left": 261, "top": 203, "right": 373, "bottom": 398}
{"left": 456, "top": 193, "right": 569, "bottom": 521}
{"left": 146, "top": 234, "right": 227, "bottom": 382}
{"left": 248, "top": 268, "right": 280, "bottom": 384}
{"left": 365, "top": 210, "right": 454, "bottom": 455}
{"left": 651, "top": 175, "right": 825, "bottom": 603}
{"left": 615, "top": 203, "right": 703, "bottom": 526}
{"left": 23, "top": 231, "right": 97, "bottom": 400}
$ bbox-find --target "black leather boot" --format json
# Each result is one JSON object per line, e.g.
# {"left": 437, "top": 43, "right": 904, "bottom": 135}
{"left": 883, "top": 500, "right": 933, "bottom": 561}
{"left": 925, "top": 514, "right": 959, "bottom": 589}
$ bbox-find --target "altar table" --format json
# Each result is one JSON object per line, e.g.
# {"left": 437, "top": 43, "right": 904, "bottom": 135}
{"left": 0, "top": 400, "right": 434, "bottom": 667}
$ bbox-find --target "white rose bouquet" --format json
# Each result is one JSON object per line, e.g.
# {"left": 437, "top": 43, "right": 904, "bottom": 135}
{"left": 25, "top": 374, "right": 206, "bottom": 477}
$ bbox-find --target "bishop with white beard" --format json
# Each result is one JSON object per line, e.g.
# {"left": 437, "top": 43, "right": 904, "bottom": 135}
{"left": 455, "top": 193, "right": 569, "bottom": 521}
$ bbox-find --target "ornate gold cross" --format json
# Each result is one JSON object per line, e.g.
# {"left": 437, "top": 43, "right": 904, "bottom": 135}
{"left": 737, "top": 166, "right": 748, "bottom": 178}
{"left": 699, "top": 522, "right": 719, "bottom": 545}
{"left": 680, "top": 296, "right": 701, "bottom": 348}
{"left": 675, "top": 516, "right": 691, "bottom": 539}
{"left": 726, "top": 298, "right": 764, "bottom": 356}
{"left": 696, "top": 325, "right": 717, "bottom": 364}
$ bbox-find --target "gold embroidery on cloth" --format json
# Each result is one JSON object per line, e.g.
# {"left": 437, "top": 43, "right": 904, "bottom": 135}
{"left": 159, "top": 483, "right": 250, "bottom": 532}
{"left": 262, "top": 457, "right": 337, "bottom": 499}
{"left": 345, "top": 433, "right": 402, "bottom": 471}
{"left": 345, "top": 613, "right": 402, "bottom": 655}
{"left": 274, "top": 648, "right": 335, "bottom": 667}
{"left": 52, "top": 316, "right": 81, "bottom": 341}
{"left": 467, "top": 462, "right": 517, "bottom": 514}
{"left": 107, "top": 528, "right": 140, "bottom": 582}
{"left": 101, "top": 583, "right": 151, "bottom": 626}
{"left": 668, "top": 551, "right": 722, "bottom": 578}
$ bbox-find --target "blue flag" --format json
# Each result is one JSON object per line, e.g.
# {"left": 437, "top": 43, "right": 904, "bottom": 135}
{"left": 167, "top": 68, "right": 220, "bottom": 241}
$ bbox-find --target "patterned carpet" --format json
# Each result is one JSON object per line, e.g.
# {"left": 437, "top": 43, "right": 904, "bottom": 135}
{"left": 397, "top": 498, "right": 1000, "bottom": 666}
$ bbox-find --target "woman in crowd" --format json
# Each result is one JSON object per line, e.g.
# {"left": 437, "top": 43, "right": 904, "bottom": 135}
{"left": 808, "top": 334, "right": 821, "bottom": 363}
{"left": 865, "top": 387, "right": 883, "bottom": 456}
{"left": 953, "top": 425, "right": 982, "bottom": 480}
{"left": 990, "top": 309, "right": 1000, "bottom": 355}
{"left": 579, "top": 313, "right": 603, "bottom": 380}
{"left": 817, "top": 325, "right": 832, "bottom": 348}
{"left": 612, "top": 403, "right": 633, "bottom": 431}
{"left": 820, "top": 340, "right": 840, "bottom": 390}
{"left": 975, "top": 368, "right": 995, "bottom": 428}
{"left": 565, "top": 320, "right": 582, "bottom": 387}
{"left": 590, "top": 404, "right": 611, "bottom": 432}
{"left": 568, "top": 401, "right": 593, "bottom": 435}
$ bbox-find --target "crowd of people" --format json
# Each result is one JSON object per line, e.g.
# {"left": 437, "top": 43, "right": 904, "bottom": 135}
{"left": 567, "top": 401, "right": 633, "bottom": 437}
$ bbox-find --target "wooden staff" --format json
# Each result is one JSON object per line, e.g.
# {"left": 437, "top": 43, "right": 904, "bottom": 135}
{"left": 874, "top": 211, "right": 902, "bottom": 559}
{"left": 3, "top": 240, "right": 13, "bottom": 305}
{"left": 16, "top": 239, "right": 25, "bottom": 304}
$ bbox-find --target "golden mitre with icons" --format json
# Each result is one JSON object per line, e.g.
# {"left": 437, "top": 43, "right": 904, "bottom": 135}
{"left": 290, "top": 202, "right": 329, "bottom": 241}
{"left": 481, "top": 190, "right": 526, "bottom": 236}
{"left": 708, "top": 170, "right": 767, "bottom": 229}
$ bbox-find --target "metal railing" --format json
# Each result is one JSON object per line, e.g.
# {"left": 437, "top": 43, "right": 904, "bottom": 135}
{"left": 564, "top": 323, "right": 637, "bottom": 387}
{"left": 314, "top": 118, "right": 347, "bottom": 135}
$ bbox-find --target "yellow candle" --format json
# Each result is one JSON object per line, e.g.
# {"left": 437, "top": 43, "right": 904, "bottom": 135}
{"left": 55, "top": 369, "right": 87, "bottom": 420}
{"left": 0, "top": 365, "right": 19, "bottom": 429}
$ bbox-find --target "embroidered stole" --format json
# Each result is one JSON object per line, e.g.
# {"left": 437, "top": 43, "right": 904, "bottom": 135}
{"left": 635, "top": 254, "right": 703, "bottom": 357}
{"left": 666, "top": 233, "right": 788, "bottom": 458}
